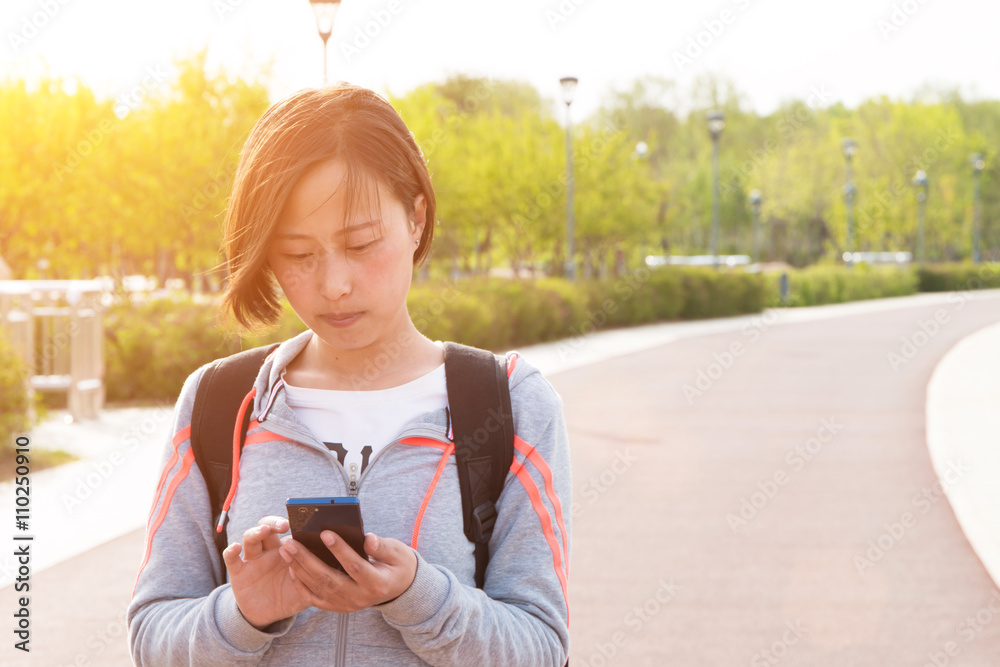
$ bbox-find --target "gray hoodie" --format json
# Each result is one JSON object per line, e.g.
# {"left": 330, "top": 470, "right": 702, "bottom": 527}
{"left": 126, "top": 329, "right": 571, "bottom": 666}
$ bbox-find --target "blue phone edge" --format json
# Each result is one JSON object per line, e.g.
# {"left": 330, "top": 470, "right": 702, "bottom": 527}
{"left": 286, "top": 497, "right": 359, "bottom": 505}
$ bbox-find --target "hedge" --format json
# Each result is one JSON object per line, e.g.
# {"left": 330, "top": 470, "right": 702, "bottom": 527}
{"left": 767, "top": 264, "right": 919, "bottom": 307}
{"left": 65, "top": 262, "right": 1000, "bottom": 404}
{"left": 916, "top": 263, "right": 1000, "bottom": 292}
{"left": 100, "top": 269, "right": 765, "bottom": 402}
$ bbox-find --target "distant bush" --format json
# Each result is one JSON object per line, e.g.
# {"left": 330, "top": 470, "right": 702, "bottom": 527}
{"left": 0, "top": 329, "right": 74, "bottom": 480}
{"left": 0, "top": 330, "right": 35, "bottom": 453}
{"left": 916, "top": 263, "right": 1000, "bottom": 292}
{"left": 103, "top": 295, "right": 303, "bottom": 403}
{"left": 767, "top": 265, "right": 919, "bottom": 307}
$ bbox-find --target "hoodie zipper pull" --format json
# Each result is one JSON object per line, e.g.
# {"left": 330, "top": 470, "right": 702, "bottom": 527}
{"left": 348, "top": 462, "right": 359, "bottom": 496}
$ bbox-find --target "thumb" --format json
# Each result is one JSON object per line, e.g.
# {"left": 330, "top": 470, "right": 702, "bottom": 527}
{"left": 364, "top": 532, "right": 404, "bottom": 563}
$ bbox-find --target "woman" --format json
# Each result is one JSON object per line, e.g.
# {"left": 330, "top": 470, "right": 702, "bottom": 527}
{"left": 126, "top": 84, "right": 571, "bottom": 666}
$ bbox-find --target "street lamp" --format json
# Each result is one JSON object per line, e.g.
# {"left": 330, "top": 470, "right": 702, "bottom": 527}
{"left": 842, "top": 138, "right": 858, "bottom": 267}
{"left": 707, "top": 110, "right": 725, "bottom": 269}
{"left": 913, "top": 169, "right": 928, "bottom": 264}
{"left": 749, "top": 189, "right": 762, "bottom": 265}
{"left": 560, "top": 76, "right": 578, "bottom": 280}
{"left": 309, "top": 0, "right": 342, "bottom": 86}
{"left": 971, "top": 153, "right": 984, "bottom": 263}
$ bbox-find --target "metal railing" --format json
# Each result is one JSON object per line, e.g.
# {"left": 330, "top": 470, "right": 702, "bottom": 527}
{"left": 0, "top": 280, "right": 105, "bottom": 421}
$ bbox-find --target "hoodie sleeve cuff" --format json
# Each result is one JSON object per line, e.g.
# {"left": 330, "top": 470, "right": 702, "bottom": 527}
{"left": 374, "top": 549, "right": 452, "bottom": 626}
{"left": 214, "top": 584, "right": 296, "bottom": 652}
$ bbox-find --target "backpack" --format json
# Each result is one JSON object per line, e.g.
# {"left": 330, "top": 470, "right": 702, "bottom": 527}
{"left": 189, "top": 341, "right": 513, "bottom": 589}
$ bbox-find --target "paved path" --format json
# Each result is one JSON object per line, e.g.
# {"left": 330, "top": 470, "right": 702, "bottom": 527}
{"left": 556, "top": 291, "right": 1000, "bottom": 665}
{"left": 2, "top": 291, "right": 1000, "bottom": 665}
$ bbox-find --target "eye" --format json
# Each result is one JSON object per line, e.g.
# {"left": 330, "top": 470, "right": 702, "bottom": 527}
{"left": 348, "top": 240, "right": 378, "bottom": 253}
{"left": 284, "top": 253, "right": 312, "bottom": 261}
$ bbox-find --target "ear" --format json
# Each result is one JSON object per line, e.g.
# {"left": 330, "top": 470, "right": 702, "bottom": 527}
{"left": 410, "top": 193, "right": 427, "bottom": 242}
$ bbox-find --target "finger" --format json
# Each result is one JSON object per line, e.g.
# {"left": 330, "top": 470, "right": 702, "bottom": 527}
{"left": 283, "top": 538, "right": 349, "bottom": 593}
{"left": 257, "top": 516, "right": 290, "bottom": 550}
{"left": 257, "top": 515, "right": 290, "bottom": 533}
{"left": 286, "top": 565, "right": 314, "bottom": 601}
{"left": 241, "top": 524, "right": 270, "bottom": 560}
{"left": 322, "top": 530, "right": 372, "bottom": 583}
{"left": 285, "top": 564, "right": 341, "bottom": 612}
{"left": 222, "top": 542, "right": 244, "bottom": 576}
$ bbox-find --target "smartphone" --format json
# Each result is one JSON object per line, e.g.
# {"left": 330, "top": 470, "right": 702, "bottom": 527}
{"left": 285, "top": 497, "right": 367, "bottom": 573}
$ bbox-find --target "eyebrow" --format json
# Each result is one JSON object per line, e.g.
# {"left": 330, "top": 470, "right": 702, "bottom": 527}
{"left": 275, "top": 220, "right": 380, "bottom": 240}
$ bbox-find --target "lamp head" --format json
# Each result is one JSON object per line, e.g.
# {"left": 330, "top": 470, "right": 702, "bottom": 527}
{"left": 309, "top": 0, "right": 341, "bottom": 40}
{"left": 842, "top": 138, "right": 858, "bottom": 158}
{"left": 706, "top": 110, "right": 725, "bottom": 138}
{"left": 559, "top": 77, "right": 579, "bottom": 106}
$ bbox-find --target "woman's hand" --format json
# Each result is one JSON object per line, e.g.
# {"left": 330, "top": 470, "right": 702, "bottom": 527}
{"left": 223, "top": 516, "right": 310, "bottom": 629}
{"left": 278, "top": 531, "right": 417, "bottom": 613}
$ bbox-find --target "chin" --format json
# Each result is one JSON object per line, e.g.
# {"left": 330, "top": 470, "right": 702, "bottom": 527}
{"left": 312, "top": 326, "right": 375, "bottom": 352}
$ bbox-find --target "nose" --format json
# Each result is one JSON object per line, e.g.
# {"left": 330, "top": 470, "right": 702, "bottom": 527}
{"left": 316, "top": 251, "right": 353, "bottom": 301}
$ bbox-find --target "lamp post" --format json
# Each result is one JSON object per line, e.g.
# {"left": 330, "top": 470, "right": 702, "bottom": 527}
{"left": 913, "top": 169, "right": 928, "bottom": 264}
{"left": 842, "top": 138, "right": 858, "bottom": 267}
{"left": 749, "top": 189, "right": 762, "bottom": 265}
{"left": 707, "top": 110, "right": 725, "bottom": 269}
{"left": 560, "top": 76, "right": 578, "bottom": 280}
{"left": 309, "top": 0, "right": 342, "bottom": 86}
{"left": 971, "top": 153, "right": 984, "bottom": 264}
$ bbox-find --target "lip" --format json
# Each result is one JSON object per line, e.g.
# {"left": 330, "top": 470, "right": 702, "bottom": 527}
{"left": 319, "top": 312, "right": 364, "bottom": 328}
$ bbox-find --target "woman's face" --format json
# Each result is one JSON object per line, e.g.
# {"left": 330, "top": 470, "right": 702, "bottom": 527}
{"left": 266, "top": 158, "right": 426, "bottom": 354}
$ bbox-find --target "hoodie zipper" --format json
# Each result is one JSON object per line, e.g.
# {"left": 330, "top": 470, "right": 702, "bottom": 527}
{"left": 334, "top": 425, "right": 448, "bottom": 666}
{"left": 347, "top": 462, "right": 359, "bottom": 496}
{"left": 336, "top": 614, "right": 349, "bottom": 667}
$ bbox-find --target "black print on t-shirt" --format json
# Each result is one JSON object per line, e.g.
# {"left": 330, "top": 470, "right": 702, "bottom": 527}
{"left": 324, "top": 442, "right": 347, "bottom": 465}
{"left": 322, "top": 443, "right": 374, "bottom": 474}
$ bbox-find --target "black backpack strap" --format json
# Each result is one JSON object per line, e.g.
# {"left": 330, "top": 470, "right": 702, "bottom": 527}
{"left": 442, "top": 342, "right": 514, "bottom": 589}
{"left": 190, "top": 343, "right": 280, "bottom": 567}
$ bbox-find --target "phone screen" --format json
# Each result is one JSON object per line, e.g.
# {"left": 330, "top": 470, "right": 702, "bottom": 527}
{"left": 285, "top": 497, "right": 367, "bottom": 572}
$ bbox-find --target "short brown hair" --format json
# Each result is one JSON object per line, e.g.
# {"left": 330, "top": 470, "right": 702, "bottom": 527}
{"left": 217, "top": 84, "right": 436, "bottom": 334}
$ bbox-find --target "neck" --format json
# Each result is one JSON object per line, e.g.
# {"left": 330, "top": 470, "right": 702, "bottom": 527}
{"left": 305, "top": 314, "right": 441, "bottom": 391}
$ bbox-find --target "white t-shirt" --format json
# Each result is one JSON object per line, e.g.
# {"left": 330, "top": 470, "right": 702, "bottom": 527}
{"left": 280, "top": 359, "right": 448, "bottom": 476}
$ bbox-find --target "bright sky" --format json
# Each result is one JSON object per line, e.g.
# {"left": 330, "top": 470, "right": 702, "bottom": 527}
{"left": 2, "top": 0, "right": 996, "bottom": 120}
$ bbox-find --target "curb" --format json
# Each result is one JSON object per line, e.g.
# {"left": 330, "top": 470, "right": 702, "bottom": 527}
{"left": 926, "top": 320, "right": 1000, "bottom": 590}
